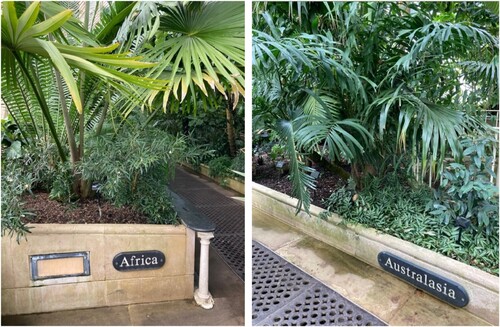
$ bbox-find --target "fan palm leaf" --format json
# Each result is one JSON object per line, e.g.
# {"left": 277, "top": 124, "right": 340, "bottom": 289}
{"left": 142, "top": 1, "right": 244, "bottom": 111}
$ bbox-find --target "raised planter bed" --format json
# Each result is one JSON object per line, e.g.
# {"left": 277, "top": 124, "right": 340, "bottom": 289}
{"left": 252, "top": 182, "right": 499, "bottom": 325}
{"left": 1, "top": 223, "right": 195, "bottom": 315}
{"left": 181, "top": 163, "right": 244, "bottom": 195}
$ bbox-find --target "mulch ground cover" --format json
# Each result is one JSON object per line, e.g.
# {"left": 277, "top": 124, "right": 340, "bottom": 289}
{"left": 252, "top": 155, "right": 346, "bottom": 208}
{"left": 21, "top": 191, "right": 149, "bottom": 224}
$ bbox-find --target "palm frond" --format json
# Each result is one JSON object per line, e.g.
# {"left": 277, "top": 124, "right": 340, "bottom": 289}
{"left": 276, "top": 120, "right": 316, "bottom": 215}
{"left": 142, "top": 1, "right": 244, "bottom": 111}
{"left": 114, "top": 2, "right": 160, "bottom": 51}
{"left": 300, "top": 88, "right": 340, "bottom": 122}
{"left": 459, "top": 54, "right": 499, "bottom": 86}
{"left": 394, "top": 22, "right": 498, "bottom": 73}
{"left": 296, "top": 117, "right": 372, "bottom": 163}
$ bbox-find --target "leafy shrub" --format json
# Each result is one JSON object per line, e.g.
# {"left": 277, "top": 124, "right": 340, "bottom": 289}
{"left": 321, "top": 172, "right": 499, "bottom": 275}
{"left": 182, "top": 132, "right": 216, "bottom": 170}
{"left": 1, "top": 138, "right": 43, "bottom": 242}
{"left": 47, "top": 161, "right": 74, "bottom": 202}
{"left": 1, "top": 155, "right": 35, "bottom": 242}
{"left": 79, "top": 128, "right": 188, "bottom": 225}
{"left": 208, "top": 156, "right": 233, "bottom": 179}
{"left": 428, "top": 135, "right": 499, "bottom": 235}
{"left": 230, "top": 152, "right": 245, "bottom": 173}
{"left": 269, "top": 144, "right": 285, "bottom": 161}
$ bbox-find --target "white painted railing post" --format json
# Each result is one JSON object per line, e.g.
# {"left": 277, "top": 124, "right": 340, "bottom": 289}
{"left": 194, "top": 231, "right": 214, "bottom": 309}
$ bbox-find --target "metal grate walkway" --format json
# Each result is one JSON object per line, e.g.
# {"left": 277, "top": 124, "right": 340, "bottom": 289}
{"left": 252, "top": 241, "right": 386, "bottom": 326}
{"left": 169, "top": 167, "right": 244, "bottom": 280}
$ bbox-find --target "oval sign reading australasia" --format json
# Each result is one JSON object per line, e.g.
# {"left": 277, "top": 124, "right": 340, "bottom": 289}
{"left": 378, "top": 252, "right": 469, "bottom": 307}
{"left": 113, "top": 250, "right": 165, "bottom": 271}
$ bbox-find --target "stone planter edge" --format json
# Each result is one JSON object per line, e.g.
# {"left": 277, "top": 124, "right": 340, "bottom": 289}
{"left": 1, "top": 223, "right": 194, "bottom": 315}
{"left": 180, "top": 162, "right": 244, "bottom": 195}
{"left": 252, "top": 182, "right": 499, "bottom": 325}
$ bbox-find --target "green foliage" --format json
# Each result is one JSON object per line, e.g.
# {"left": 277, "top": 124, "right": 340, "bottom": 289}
{"left": 79, "top": 128, "right": 188, "bottom": 225}
{"left": 428, "top": 135, "right": 499, "bottom": 235}
{"left": 277, "top": 120, "right": 316, "bottom": 214}
{"left": 253, "top": 1, "right": 498, "bottom": 215}
{"left": 1, "top": 150, "right": 35, "bottom": 242}
{"left": 207, "top": 153, "right": 244, "bottom": 186}
{"left": 230, "top": 152, "right": 245, "bottom": 173}
{"left": 0, "top": 137, "right": 70, "bottom": 238}
{"left": 1, "top": 1, "right": 164, "bottom": 117}
{"left": 321, "top": 173, "right": 499, "bottom": 275}
{"left": 135, "top": 1, "right": 245, "bottom": 113}
{"left": 269, "top": 144, "right": 285, "bottom": 161}
{"left": 208, "top": 156, "right": 233, "bottom": 179}
{"left": 47, "top": 161, "right": 73, "bottom": 202}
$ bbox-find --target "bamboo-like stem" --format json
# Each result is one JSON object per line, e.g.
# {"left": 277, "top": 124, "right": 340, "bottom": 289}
{"left": 54, "top": 70, "right": 79, "bottom": 165}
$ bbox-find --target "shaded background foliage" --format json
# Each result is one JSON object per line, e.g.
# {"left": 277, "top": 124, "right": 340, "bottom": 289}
{"left": 253, "top": 1, "right": 498, "bottom": 273}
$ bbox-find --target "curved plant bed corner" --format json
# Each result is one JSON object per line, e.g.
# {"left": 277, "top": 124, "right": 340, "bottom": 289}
{"left": 1, "top": 223, "right": 195, "bottom": 315}
{"left": 252, "top": 182, "right": 499, "bottom": 325}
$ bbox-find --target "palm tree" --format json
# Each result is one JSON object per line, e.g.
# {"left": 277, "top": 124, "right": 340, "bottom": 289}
{"left": 118, "top": 1, "right": 245, "bottom": 157}
{"left": 252, "top": 1, "right": 498, "bottom": 213}
{"left": 253, "top": 16, "right": 373, "bottom": 213}
{"left": 1, "top": 1, "right": 166, "bottom": 197}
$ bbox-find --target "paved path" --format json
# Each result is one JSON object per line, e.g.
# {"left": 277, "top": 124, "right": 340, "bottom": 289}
{"left": 253, "top": 209, "right": 491, "bottom": 326}
{"left": 169, "top": 166, "right": 245, "bottom": 280}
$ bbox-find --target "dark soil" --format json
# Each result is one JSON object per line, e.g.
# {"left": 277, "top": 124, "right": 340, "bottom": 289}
{"left": 253, "top": 154, "right": 346, "bottom": 208}
{"left": 21, "top": 191, "right": 149, "bottom": 224}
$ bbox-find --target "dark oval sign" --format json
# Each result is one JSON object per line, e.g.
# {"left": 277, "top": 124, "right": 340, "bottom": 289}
{"left": 378, "top": 252, "right": 469, "bottom": 307}
{"left": 113, "top": 250, "right": 165, "bottom": 271}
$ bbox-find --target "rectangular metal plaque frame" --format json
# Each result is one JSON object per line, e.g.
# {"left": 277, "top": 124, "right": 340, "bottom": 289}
{"left": 30, "top": 252, "right": 90, "bottom": 281}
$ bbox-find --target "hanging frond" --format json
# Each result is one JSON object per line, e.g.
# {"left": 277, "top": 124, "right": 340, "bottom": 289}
{"left": 296, "top": 118, "right": 372, "bottom": 163}
{"left": 2, "top": 1, "right": 165, "bottom": 115}
{"left": 276, "top": 120, "right": 316, "bottom": 215}
{"left": 394, "top": 22, "right": 498, "bottom": 73}
{"left": 139, "top": 1, "right": 244, "bottom": 112}
{"left": 459, "top": 54, "right": 499, "bottom": 86}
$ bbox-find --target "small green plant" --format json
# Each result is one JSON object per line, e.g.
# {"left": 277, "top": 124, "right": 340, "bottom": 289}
{"left": 80, "top": 128, "right": 188, "bottom": 224}
{"left": 0, "top": 139, "right": 36, "bottom": 241}
{"left": 230, "top": 152, "right": 245, "bottom": 173}
{"left": 269, "top": 143, "right": 285, "bottom": 161}
{"left": 427, "top": 135, "right": 499, "bottom": 235}
{"left": 182, "top": 132, "right": 216, "bottom": 170}
{"left": 321, "top": 171, "right": 499, "bottom": 275}
{"left": 48, "top": 161, "right": 74, "bottom": 202}
{"left": 208, "top": 156, "right": 233, "bottom": 179}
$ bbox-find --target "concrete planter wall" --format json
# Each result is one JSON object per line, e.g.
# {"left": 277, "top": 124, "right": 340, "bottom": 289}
{"left": 1, "top": 223, "right": 195, "bottom": 315}
{"left": 252, "top": 182, "right": 499, "bottom": 325}
{"left": 182, "top": 163, "right": 244, "bottom": 195}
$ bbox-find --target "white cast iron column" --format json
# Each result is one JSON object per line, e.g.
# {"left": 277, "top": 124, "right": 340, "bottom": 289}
{"left": 194, "top": 231, "right": 215, "bottom": 309}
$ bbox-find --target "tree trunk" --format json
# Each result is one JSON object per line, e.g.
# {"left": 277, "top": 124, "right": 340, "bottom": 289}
{"left": 54, "top": 70, "right": 81, "bottom": 196}
{"left": 226, "top": 94, "right": 237, "bottom": 157}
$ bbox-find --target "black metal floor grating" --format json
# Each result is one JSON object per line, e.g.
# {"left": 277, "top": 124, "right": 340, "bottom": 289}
{"left": 213, "top": 234, "right": 245, "bottom": 279}
{"left": 170, "top": 167, "right": 244, "bottom": 280}
{"left": 252, "top": 241, "right": 386, "bottom": 326}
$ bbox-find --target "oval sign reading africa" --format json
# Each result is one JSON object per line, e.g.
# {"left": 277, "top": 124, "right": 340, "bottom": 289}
{"left": 378, "top": 252, "right": 469, "bottom": 307}
{"left": 113, "top": 250, "right": 165, "bottom": 271}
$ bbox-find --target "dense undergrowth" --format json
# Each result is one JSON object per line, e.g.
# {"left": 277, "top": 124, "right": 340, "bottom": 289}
{"left": 320, "top": 173, "right": 499, "bottom": 276}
